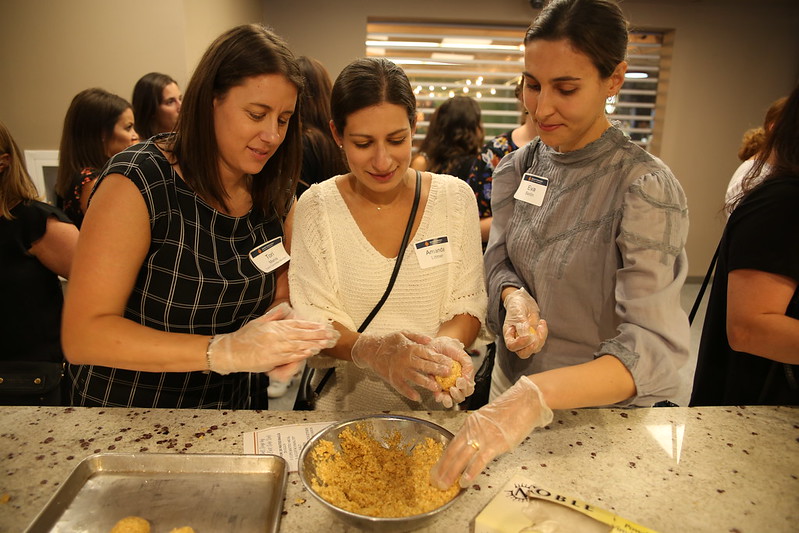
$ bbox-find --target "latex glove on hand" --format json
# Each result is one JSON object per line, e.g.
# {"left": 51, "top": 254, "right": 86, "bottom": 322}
{"left": 430, "top": 375, "right": 553, "bottom": 489}
{"left": 503, "top": 288, "right": 548, "bottom": 359}
{"left": 350, "top": 331, "right": 453, "bottom": 402}
{"left": 208, "top": 303, "right": 340, "bottom": 375}
{"left": 427, "top": 336, "right": 475, "bottom": 408}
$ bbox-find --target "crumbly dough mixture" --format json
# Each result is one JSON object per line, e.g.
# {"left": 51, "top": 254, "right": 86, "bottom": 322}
{"left": 310, "top": 422, "right": 459, "bottom": 517}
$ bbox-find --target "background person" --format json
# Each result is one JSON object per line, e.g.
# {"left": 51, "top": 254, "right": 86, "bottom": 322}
{"left": 61, "top": 24, "right": 337, "bottom": 409}
{"left": 432, "top": 0, "right": 690, "bottom": 490}
{"left": 288, "top": 57, "right": 491, "bottom": 411}
{"left": 410, "top": 95, "right": 484, "bottom": 180}
{"left": 132, "top": 72, "right": 183, "bottom": 140}
{"left": 0, "top": 120, "right": 78, "bottom": 405}
{"left": 724, "top": 96, "right": 787, "bottom": 215}
{"left": 691, "top": 82, "right": 799, "bottom": 406}
{"left": 55, "top": 88, "right": 139, "bottom": 228}
{"left": 294, "top": 56, "right": 348, "bottom": 197}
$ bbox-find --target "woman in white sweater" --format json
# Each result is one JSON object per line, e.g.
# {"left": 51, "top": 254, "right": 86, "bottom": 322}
{"left": 288, "top": 57, "right": 491, "bottom": 411}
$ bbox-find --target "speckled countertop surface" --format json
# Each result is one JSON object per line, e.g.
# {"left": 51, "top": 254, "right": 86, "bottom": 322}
{"left": 1, "top": 406, "right": 797, "bottom": 532}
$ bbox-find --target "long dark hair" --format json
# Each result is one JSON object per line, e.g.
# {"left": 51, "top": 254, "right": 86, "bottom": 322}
{"left": 330, "top": 57, "right": 417, "bottom": 136}
{"left": 730, "top": 83, "right": 799, "bottom": 211}
{"left": 524, "top": 0, "right": 628, "bottom": 79}
{"left": 297, "top": 56, "right": 346, "bottom": 182}
{"left": 419, "top": 95, "right": 483, "bottom": 174}
{"left": 132, "top": 72, "right": 178, "bottom": 140}
{"left": 170, "top": 24, "right": 304, "bottom": 217}
{"left": 56, "top": 88, "right": 131, "bottom": 199}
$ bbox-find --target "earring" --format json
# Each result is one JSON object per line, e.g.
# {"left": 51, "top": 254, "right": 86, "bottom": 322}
{"left": 605, "top": 94, "right": 617, "bottom": 115}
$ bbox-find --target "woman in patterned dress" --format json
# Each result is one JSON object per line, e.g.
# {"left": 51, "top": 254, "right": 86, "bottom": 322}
{"left": 61, "top": 24, "right": 337, "bottom": 409}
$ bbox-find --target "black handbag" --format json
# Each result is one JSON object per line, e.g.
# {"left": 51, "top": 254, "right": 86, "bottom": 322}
{"left": 0, "top": 361, "right": 64, "bottom": 406}
{"left": 461, "top": 343, "right": 495, "bottom": 410}
{"left": 292, "top": 171, "right": 422, "bottom": 410}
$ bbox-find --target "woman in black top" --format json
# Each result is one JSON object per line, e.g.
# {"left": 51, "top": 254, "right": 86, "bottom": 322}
{"left": 55, "top": 88, "right": 139, "bottom": 228}
{"left": 0, "top": 120, "right": 78, "bottom": 405}
{"left": 691, "top": 82, "right": 799, "bottom": 406}
{"left": 61, "top": 24, "right": 338, "bottom": 409}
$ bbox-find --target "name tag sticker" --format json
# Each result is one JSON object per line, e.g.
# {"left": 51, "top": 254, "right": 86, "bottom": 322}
{"left": 514, "top": 173, "right": 549, "bottom": 206}
{"left": 249, "top": 237, "right": 290, "bottom": 273}
{"left": 414, "top": 236, "right": 453, "bottom": 269}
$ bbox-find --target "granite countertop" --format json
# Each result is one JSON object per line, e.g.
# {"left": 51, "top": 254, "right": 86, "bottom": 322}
{"left": 1, "top": 405, "right": 797, "bottom": 532}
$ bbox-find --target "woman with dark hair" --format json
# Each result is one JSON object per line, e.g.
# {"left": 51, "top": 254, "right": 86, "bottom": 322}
{"left": 411, "top": 95, "right": 484, "bottom": 179}
{"left": 431, "top": 0, "right": 689, "bottom": 489}
{"left": 691, "top": 82, "right": 799, "bottom": 406}
{"left": 55, "top": 88, "right": 139, "bottom": 228}
{"left": 132, "top": 72, "right": 182, "bottom": 140}
{"left": 288, "top": 57, "right": 491, "bottom": 411}
{"left": 62, "top": 24, "right": 337, "bottom": 409}
{"left": 0, "top": 121, "right": 78, "bottom": 405}
{"left": 294, "top": 56, "right": 347, "bottom": 197}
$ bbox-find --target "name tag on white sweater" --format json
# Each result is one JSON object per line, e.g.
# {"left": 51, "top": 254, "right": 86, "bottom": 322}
{"left": 249, "top": 237, "right": 290, "bottom": 273}
{"left": 414, "top": 236, "right": 453, "bottom": 269}
{"left": 514, "top": 172, "right": 549, "bottom": 206}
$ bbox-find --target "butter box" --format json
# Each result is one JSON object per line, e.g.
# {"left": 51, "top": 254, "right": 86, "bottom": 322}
{"left": 474, "top": 474, "right": 659, "bottom": 533}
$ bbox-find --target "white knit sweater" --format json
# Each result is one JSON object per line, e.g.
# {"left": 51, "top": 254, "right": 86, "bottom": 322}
{"left": 289, "top": 173, "right": 490, "bottom": 410}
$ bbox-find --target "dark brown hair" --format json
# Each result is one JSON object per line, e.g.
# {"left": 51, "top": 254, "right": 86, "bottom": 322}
{"left": 297, "top": 56, "right": 347, "bottom": 182}
{"left": 169, "top": 24, "right": 304, "bottom": 217}
{"left": 55, "top": 88, "right": 131, "bottom": 199}
{"left": 419, "top": 96, "right": 484, "bottom": 174}
{"left": 330, "top": 57, "right": 417, "bottom": 136}
{"left": 132, "top": 72, "right": 178, "bottom": 140}
{"left": 524, "top": 0, "right": 628, "bottom": 79}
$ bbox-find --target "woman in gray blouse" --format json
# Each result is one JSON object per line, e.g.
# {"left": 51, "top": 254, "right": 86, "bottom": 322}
{"left": 432, "top": 0, "right": 690, "bottom": 490}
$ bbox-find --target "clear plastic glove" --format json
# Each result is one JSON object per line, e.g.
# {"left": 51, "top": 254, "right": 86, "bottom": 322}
{"left": 266, "top": 360, "right": 304, "bottom": 383}
{"left": 427, "top": 336, "right": 475, "bottom": 408}
{"left": 350, "top": 331, "right": 452, "bottom": 402}
{"left": 503, "top": 288, "right": 548, "bottom": 359}
{"left": 208, "top": 303, "right": 340, "bottom": 375}
{"left": 430, "top": 375, "right": 553, "bottom": 489}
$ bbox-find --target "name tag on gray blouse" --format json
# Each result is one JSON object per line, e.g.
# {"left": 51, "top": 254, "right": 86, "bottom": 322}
{"left": 514, "top": 173, "right": 549, "bottom": 206}
{"left": 414, "top": 236, "right": 453, "bottom": 268}
{"left": 249, "top": 237, "right": 290, "bottom": 273}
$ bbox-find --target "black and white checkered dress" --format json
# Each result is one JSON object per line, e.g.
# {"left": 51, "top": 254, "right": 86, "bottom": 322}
{"left": 66, "top": 137, "right": 281, "bottom": 409}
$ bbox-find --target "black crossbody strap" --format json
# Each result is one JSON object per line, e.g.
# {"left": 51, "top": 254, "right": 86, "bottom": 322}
{"left": 314, "top": 170, "right": 422, "bottom": 395}
{"left": 689, "top": 242, "right": 719, "bottom": 325}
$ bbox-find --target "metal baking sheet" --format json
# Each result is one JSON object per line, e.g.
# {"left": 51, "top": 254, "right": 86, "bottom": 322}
{"left": 24, "top": 453, "right": 287, "bottom": 533}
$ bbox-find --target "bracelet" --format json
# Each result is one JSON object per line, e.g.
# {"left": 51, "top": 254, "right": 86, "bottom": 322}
{"left": 204, "top": 335, "right": 215, "bottom": 373}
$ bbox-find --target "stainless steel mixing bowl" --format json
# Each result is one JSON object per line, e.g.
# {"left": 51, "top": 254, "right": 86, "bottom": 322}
{"left": 298, "top": 414, "right": 464, "bottom": 532}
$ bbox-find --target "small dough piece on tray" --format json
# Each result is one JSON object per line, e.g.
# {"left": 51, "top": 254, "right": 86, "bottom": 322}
{"left": 110, "top": 516, "right": 151, "bottom": 533}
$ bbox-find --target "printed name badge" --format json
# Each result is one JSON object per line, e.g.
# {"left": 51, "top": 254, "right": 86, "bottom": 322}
{"left": 414, "top": 236, "right": 453, "bottom": 269}
{"left": 514, "top": 172, "right": 549, "bottom": 206}
{"left": 249, "top": 237, "right": 290, "bottom": 273}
